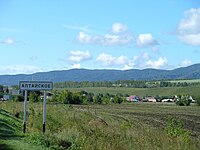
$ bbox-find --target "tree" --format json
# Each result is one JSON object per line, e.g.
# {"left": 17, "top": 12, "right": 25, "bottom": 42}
{"left": 71, "top": 92, "right": 82, "bottom": 104}
{"left": 86, "top": 93, "right": 94, "bottom": 103}
{"left": 194, "top": 96, "right": 200, "bottom": 106}
{"left": 51, "top": 90, "right": 59, "bottom": 102}
{"left": 0, "top": 85, "right": 3, "bottom": 98}
{"left": 29, "top": 91, "right": 41, "bottom": 103}
{"left": 58, "top": 90, "right": 72, "bottom": 104}
{"left": 94, "top": 94, "right": 103, "bottom": 104}
{"left": 12, "top": 95, "right": 24, "bottom": 102}
{"left": 102, "top": 95, "right": 110, "bottom": 104}
{"left": 113, "top": 95, "right": 123, "bottom": 104}
{"left": 176, "top": 95, "right": 191, "bottom": 106}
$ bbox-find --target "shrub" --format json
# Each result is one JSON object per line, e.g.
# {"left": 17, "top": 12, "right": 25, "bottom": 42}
{"left": 12, "top": 95, "right": 24, "bottom": 102}
{"left": 29, "top": 91, "right": 41, "bottom": 103}
{"left": 195, "top": 96, "right": 200, "bottom": 106}
{"left": 176, "top": 95, "right": 191, "bottom": 106}
{"left": 166, "top": 116, "right": 192, "bottom": 144}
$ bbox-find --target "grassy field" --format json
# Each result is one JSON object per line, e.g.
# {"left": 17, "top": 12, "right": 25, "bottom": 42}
{"left": 1, "top": 101, "right": 200, "bottom": 150}
{"left": 66, "top": 86, "right": 200, "bottom": 97}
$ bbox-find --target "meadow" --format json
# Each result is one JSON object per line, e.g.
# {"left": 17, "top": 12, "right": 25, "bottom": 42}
{"left": 1, "top": 101, "right": 200, "bottom": 150}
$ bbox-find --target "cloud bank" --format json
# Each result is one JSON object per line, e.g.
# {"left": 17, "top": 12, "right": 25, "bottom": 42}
{"left": 177, "top": 8, "right": 200, "bottom": 46}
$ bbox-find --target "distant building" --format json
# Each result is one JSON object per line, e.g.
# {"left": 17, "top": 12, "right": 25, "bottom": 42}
{"left": 146, "top": 97, "right": 157, "bottom": 102}
{"left": 127, "top": 95, "right": 141, "bottom": 102}
{"left": 11, "top": 89, "right": 20, "bottom": 95}
{"left": 162, "top": 99, "right": 174, "bottom": 102}
{"left": 189, "top": 96, "right": 195, "bottom": 103}
{"left": 3, "top": 94, "right": 12, "bottom": 101}
{"left": 40, "top": 92, "right": 53, "bottom": 100}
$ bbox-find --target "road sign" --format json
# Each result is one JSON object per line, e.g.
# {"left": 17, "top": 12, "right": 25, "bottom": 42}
{"left": 19, "top": 81, "right": 53, "bottom": 91}
{"left": 19, "top": 81, "right": 53, "bottom": 133}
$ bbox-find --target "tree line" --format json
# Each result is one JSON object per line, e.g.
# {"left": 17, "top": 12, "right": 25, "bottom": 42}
{"left": 49, "top": 90, "right": 125, "bottom": 104}
{"left": 53, "top": 80, "right": 200, "bottom": 88}
{"left": 10, "top": 90, "right": 125, "bottom": 105}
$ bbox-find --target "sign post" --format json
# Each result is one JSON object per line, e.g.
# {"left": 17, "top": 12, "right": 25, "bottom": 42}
{"left": 19, "top": 81, "right": 53, "bottom": 134}
{"left": 23, "top": 90, "right": 28, "bottom": 133}
{"left": 43, "top": 91, "right": 46, "bottom": 133}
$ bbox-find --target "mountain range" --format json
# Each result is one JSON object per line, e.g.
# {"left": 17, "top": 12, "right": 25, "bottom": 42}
{"left": 1, "top": 64, "right": 200, "bottom": 86}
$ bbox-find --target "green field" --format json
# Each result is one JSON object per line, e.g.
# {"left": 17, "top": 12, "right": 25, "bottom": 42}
{"left": 1, "top": 101, "right": 200, "bottom": 149}
{"left": 65, "top": 86, "right": 200, "bottom": 97}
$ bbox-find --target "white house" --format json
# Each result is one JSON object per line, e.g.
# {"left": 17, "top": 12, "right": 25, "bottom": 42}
{"left": 146, "top": 97, "right": 157, "bottom": 102}
{"left": 162, "top": 99, "right": 174, "bottom": 102}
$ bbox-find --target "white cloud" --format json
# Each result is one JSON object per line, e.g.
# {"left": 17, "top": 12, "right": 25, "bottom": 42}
{"left": 0, "top": 65, "right": 43, "bottom": 75}
{"left": 78, "top": 31, "right": 133, "bottom": 46}
{"left": 177, "top": 8, "right": 200, "bottom": 46}
{"left": 78, "top": 32, "right": 93, "bottom": 44}
{"left": 77, "top": 22, "right": 133, "bottom": 46}
{"left": 123, "top": 61, "right": 135, "bottom": 70}
{"left": 69, "top": 50, "right": 92, "bottom": 63}
{"left": 123, "top": 64, "right": 133, "bottom": 70}
{"left": 0, "top": 37, "right": 15, "bottom": 45}
{"left": 178, "top": 34, "right": 200, "bottom": 46}
{"left": 179, "top": 59, "right": 192, "bottom": 67}
{"left": 115, "top": 56, "right": 128, "bottom": 65}
{"left": 112, "top": 22, "right": 128, "bottom": 34}
{"left": 71, "top": 63, "right": 81, "bottom": 69}
{"left": 96, "top": 53, "right": 128, "bottom": 66}
{"left": 136, "top": 34, "right": 159, "bottom": 47}
{"left": 96, "top": 53, "right": 115, "bottom": 66}
{"left": 124, "top": 53, "right": 168, "bottom": 69}
{"left": 146, "top": 57, "right": 168, "bottom": 69}
{"left": 96, "top": 52, "right": 168, "bottom": 70}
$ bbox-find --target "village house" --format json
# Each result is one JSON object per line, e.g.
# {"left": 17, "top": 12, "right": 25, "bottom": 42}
{"left": 145, "top": 96, "right": 157, "bottom": 102}
{"left": 126, "top": 95, "right": 141, "bottom": 102}
{"left": 162, "top": 98, "right": 174, "bottom": 102}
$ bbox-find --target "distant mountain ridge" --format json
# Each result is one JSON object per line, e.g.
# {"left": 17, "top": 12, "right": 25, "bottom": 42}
{"left": 1, "top": 64, "right": 200, "bottom": 86}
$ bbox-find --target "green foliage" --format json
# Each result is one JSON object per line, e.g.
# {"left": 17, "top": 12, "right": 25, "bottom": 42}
{"left": 195, "top": 96, "right": 200, "bottom": 106}
{"left": 166, "top": 116, "right": 192, "bottom": 144}
{"left": 54, "top": 79, "right": 200, "bottom": 89}
{"left": 94, "top": 94, "right": 103, "bottom": 104}
{"left": 29, "top": 91, "right": 40, "bottom": 103}
{"left": 113, "top": 95, "right": 123, "bottom": 104}
{"left": 12, "top": 95, "right": 24, "bottom": 102}
{"left": 0, "top": 84, "right": 3, "bottom": 93}
{"left": 0, "top": 92, "right": 3, "bottom": 98}
{"left": 176, "top": 95, "right": 192, "bottom": 106}
{"left": 71, "top": 92, "right": 82, "bottom": 104}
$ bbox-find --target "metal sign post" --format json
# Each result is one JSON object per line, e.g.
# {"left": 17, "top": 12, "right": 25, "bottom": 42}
{"left": 19, "top": 81, "right": 53, "bottom": 134}
{"left": 43, "top": 91, "right": 47, "bottom": 133}
{"left": 23, "top": 90, "right": 28, "bottom": 133}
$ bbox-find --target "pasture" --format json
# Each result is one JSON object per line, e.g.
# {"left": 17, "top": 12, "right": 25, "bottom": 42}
{"left": 1, "top": 101, "right": 200, "bottom": 149}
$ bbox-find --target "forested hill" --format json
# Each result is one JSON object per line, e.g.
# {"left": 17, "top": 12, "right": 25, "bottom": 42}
{"left": 1, "top": 64, "right": 200, "bottom": 86}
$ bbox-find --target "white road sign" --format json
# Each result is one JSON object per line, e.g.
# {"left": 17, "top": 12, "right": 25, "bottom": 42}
{"left": 19, "top": 81, "right": 53, "bottom": 91}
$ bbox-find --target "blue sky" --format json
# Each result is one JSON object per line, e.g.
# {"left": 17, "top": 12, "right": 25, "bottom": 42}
{"left": 0, "top": 0, "right": 200, "bottom": 75}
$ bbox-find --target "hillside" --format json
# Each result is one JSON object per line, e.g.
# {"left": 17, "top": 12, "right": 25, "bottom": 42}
{"left": 1, "top": 64, "right": 200, "bottom": 86}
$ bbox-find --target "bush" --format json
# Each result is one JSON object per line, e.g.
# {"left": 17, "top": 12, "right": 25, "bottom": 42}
{"left": 195, "top": 97, "right": 200, "bottom": 106}
{"left": 29, "top": 91, "right": 41, "bottom": 103}
{"left": 12, "top": 95, "right": 24, "bottom": 102}
{"left": 166, "top": 116, "right": 192, "bottom": 144}
{"left": 176, "top": 95, "right": 191, "bottom": 106}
